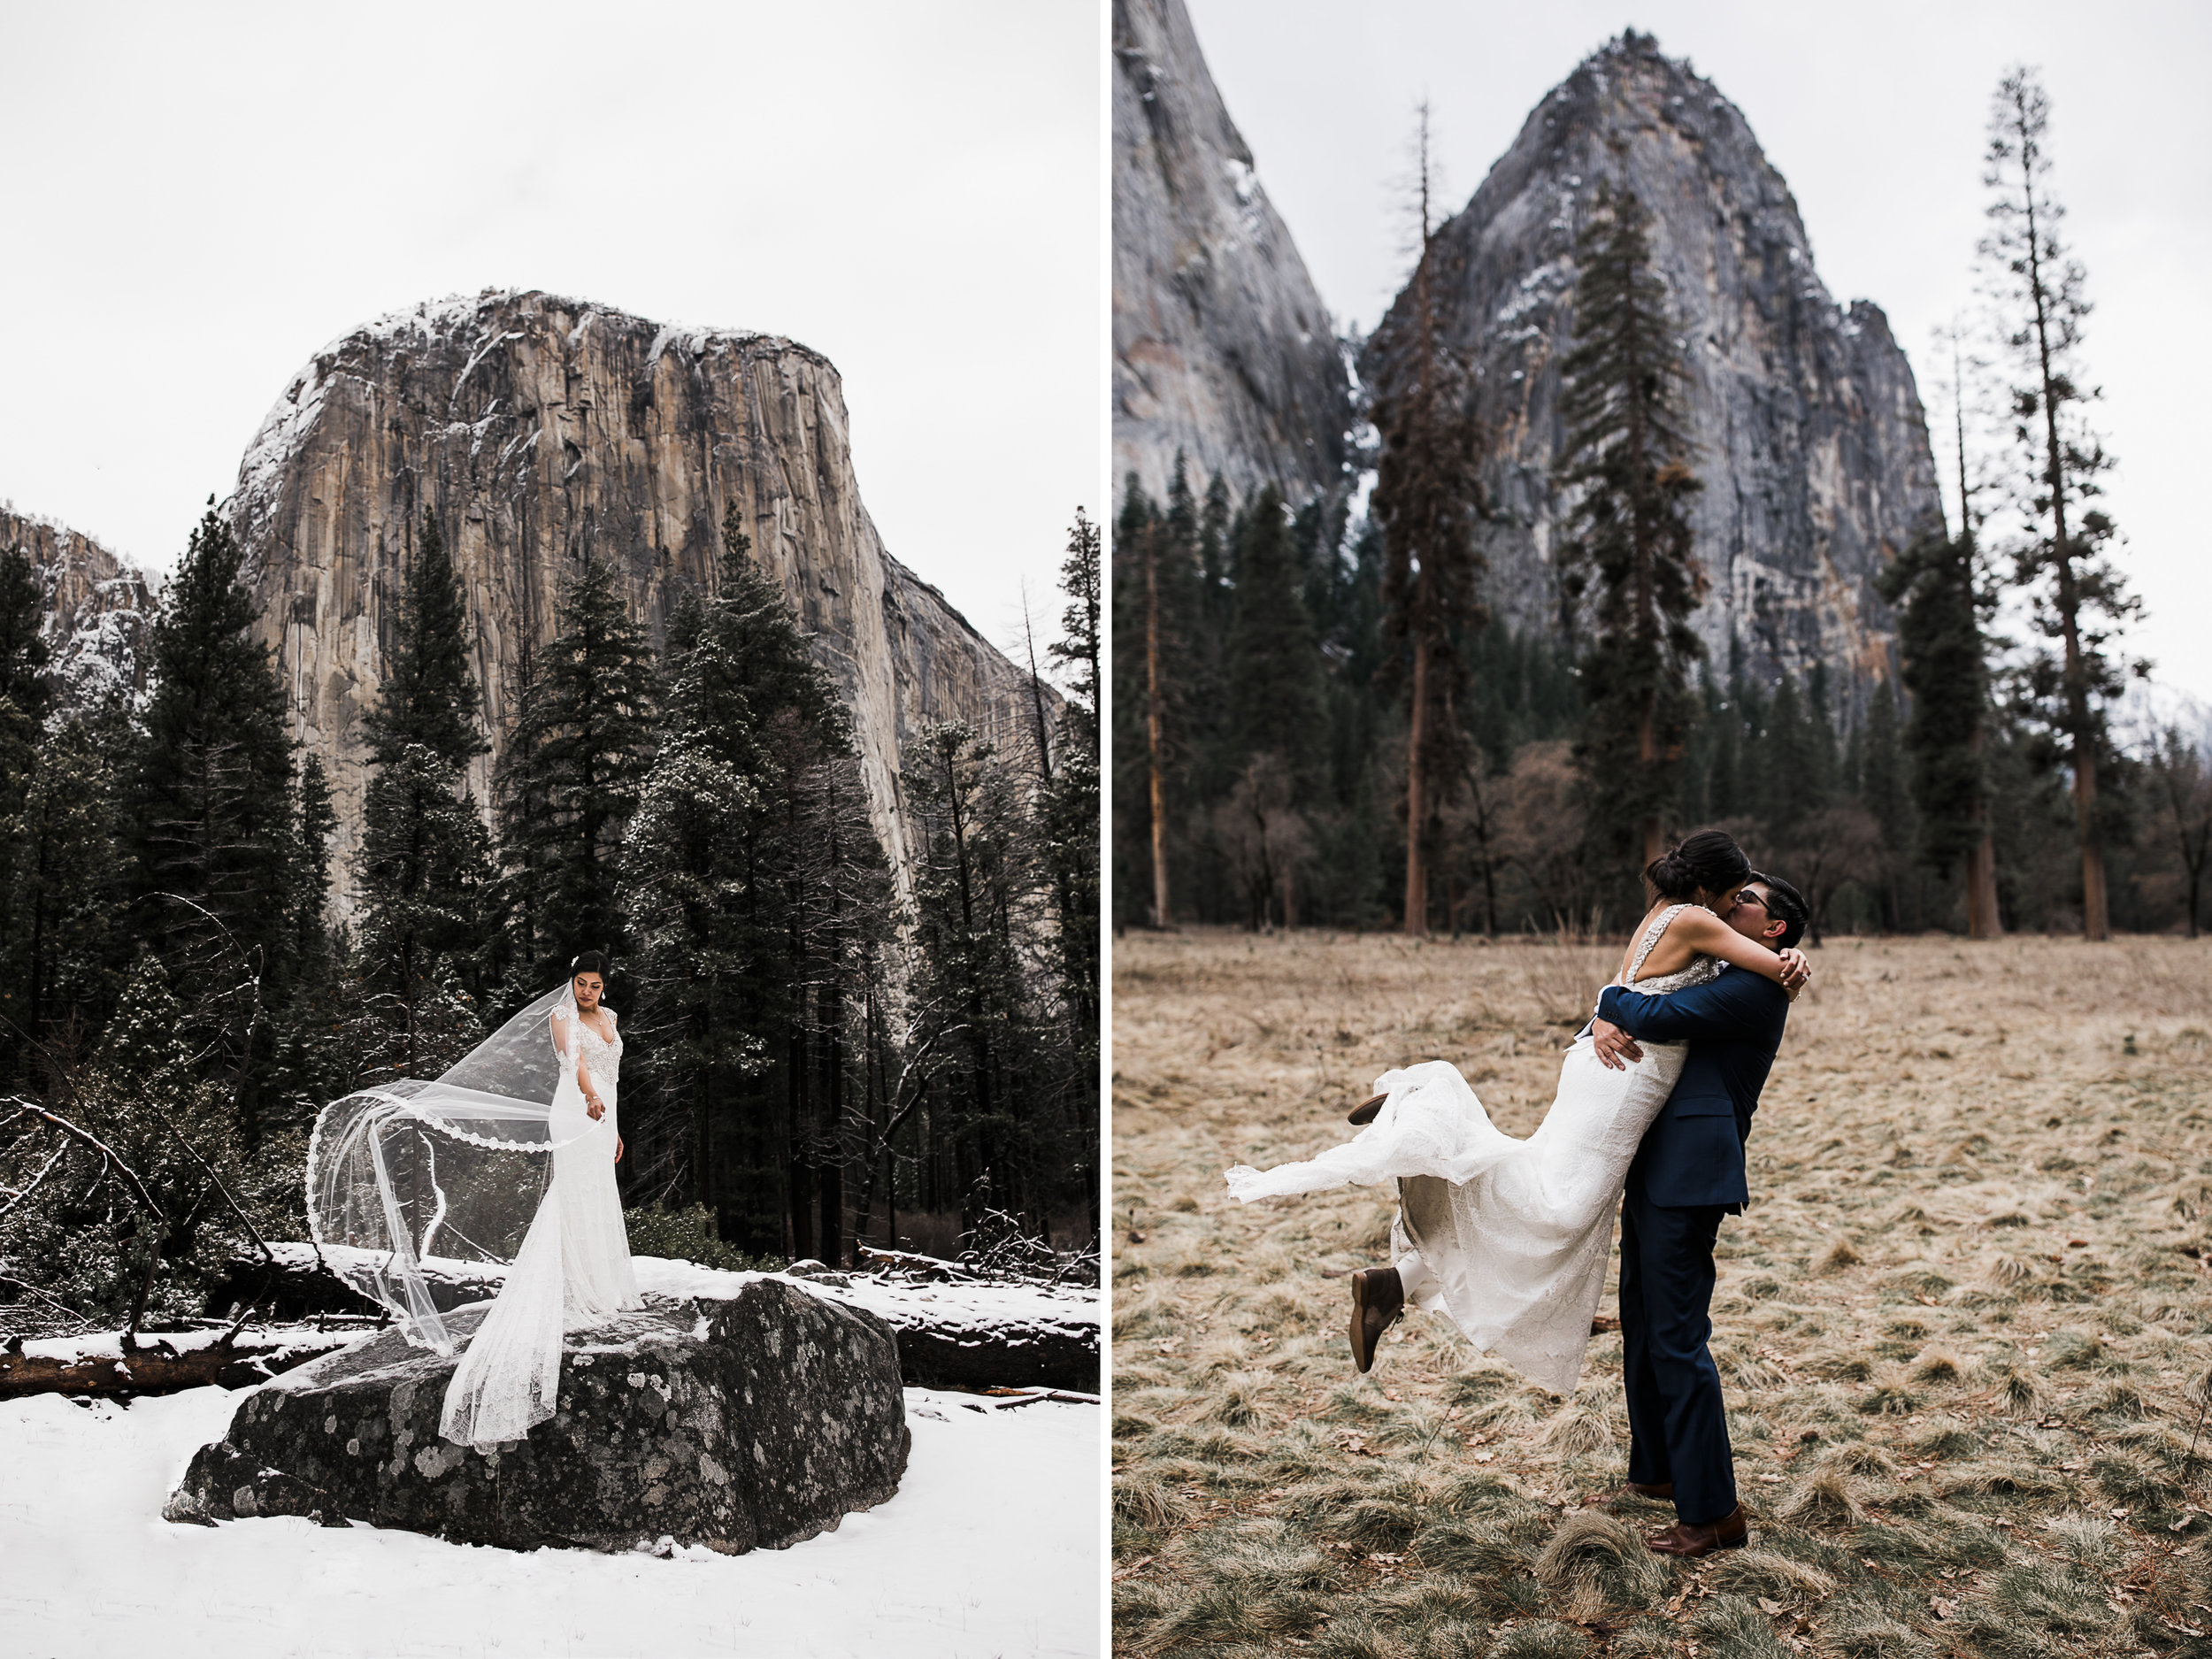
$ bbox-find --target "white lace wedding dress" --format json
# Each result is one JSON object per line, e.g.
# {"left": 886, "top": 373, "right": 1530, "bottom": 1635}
{"left": 439, "top": 1005, "right": 642, "bottom": 1448}
{"left": 1223, "top": 904, "right": 1724, "bottom": 1394}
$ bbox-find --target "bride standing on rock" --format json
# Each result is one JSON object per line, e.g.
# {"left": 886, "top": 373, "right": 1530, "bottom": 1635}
{"left": 439, "top": 952, "right": 642, "bottom": 1447}
{"left": 304, "top": 953, "right": 644, "bottom": 1451}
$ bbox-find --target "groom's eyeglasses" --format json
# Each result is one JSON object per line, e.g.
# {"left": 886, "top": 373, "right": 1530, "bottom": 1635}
{"left": 1733, "top": 890, "right": 1768, "bottom": 910}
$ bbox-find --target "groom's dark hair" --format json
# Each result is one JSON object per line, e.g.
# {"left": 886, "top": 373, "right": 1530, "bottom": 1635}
{"left": 1748, "top": 873, "right": 1809, "bottom": 950}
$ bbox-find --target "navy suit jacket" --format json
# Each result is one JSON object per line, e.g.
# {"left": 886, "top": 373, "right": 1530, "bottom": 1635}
{"left": 1594, "top": 970, "right": 1790, "bottom": 1210}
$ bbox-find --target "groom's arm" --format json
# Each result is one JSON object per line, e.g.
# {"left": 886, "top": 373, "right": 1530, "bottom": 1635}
{"left": 1597, "top": 971, "right": 1784, "bottom": 1045}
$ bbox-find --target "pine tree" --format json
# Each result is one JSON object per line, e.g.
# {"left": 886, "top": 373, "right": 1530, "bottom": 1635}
{"left": 1877, "top": 523, "right": 2001, "bottom": 933}
{"left": 0, "top": 541, "right": 52, "bottom": 793}
{"left": 353, "top": 511, "right": 495, "bottom": 1075}
{"left": 1226, "top": 486, "right": 1327, "bottom": 787}
{"left": 2147, "top": 730, "right": 2212, "bottom": 940}
{"left": 905, "top": 720, "right": 1056, "bottom": 1234}
{"left": 1554, "top": 180, "right": 1707, "bottom": 876}
{"left": 494, "top": 549, "right": 657, "bottom": 987}
{"left": 120, "top": 504, "right": 305, "bottom": 1142}
{"left": 1981, "top": 66, "right": 2137, "bottom": 939}
{"left": 363, "top": 512, "right": 486, "bottom": 772}
{"left": 0, "top": 715, "right": 125, "bottom": 1082}
{"left": 624, "top": 506, "right": 891, "bottom": 1260}
{"left": 1042, "top": 511, "right": 1101, "bottom": 1169}
{"left": 1372, "top": 103, "right": 1486, "bottom": 934}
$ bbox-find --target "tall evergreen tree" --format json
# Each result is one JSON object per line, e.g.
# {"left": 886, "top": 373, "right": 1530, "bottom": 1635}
{"left": 362, "top": 513, "right": 486, "bottom": 772}
{"left": 119, "top": 504, "right": 305, "bottom": 1142}
{"left": 1982, "top": 66, "right": 2137, "bottom": 939}
{"left": 1372, "top": 104, "right": 1486, "bottom": 934}
{"left": 1042, "top": 511, "right": 1101, "bottom": 1137}
{"left": 1225, "top": 487, "right": 1327, "bottom": 784}
{"left": 1877, "top": 523, "right": 2001, "bottom": 933}
{"left": 0, "top": 542, "right": 51, "bottom": 793}
{"left": 1554, "top": 180, "right": 1707, "bottom": 875}
{"left": 904, "top": 719, "right": 1070, "bottom": 1236}
{"left": 624, "top": 507, "right": 887, "bottom": 1259}
{"left": 494, "top": 549, "right": 657, "bottom": 989}
{"left": 353, "top": 511, "right": 495, "bottom": 1074}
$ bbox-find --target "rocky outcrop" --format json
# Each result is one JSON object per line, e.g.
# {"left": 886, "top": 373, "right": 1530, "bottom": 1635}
{"left": 226, "top": 290, "right": 1037, "bottom": 906}
{"left": 165, "top": 1279, "right": 910, "bottom": 1553}
{"left": 1377, "top": 32, "right": 1941, "bottom": 705}
{"left": 1113, "top": 0, "right": 1350, "bottom": 509}
{"left": 0, "top": 506, "right": 157, "bottom": 712}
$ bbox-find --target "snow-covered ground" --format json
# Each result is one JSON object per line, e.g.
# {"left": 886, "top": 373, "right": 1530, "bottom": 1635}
{"left": 0, "top": 1381, "right": 1100, "bottom": 1657}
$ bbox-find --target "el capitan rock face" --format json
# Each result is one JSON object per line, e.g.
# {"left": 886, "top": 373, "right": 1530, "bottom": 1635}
{"left": 227, "top": 290, "right": 1035, "bottom": 905}
{"left": 1113, "top": 0, "right": 1350, "bottom": 509}
{"left": 1377, "top": 33, "right": 1941, "bottom": 703}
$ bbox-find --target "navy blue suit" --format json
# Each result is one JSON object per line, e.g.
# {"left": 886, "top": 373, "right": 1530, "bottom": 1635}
{"left": 1594, "top": 970, "right": 1790, "bottom": 1526}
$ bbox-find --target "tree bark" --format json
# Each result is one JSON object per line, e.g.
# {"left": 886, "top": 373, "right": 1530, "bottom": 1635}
{"left": 1144, "top": 525, "right": 1171, "bottom": 929}
{"left": 1403, "top": 633, "right": 1431, "bottom": 935}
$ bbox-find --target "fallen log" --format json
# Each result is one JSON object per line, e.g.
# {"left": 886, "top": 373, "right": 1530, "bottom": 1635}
{"left": 0, "top": 1330, "right": 365, "bottom": 1401}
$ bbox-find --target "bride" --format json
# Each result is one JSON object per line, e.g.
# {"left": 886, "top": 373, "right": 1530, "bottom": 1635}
{"left": 1223, "top": 831, "right": 1808, "bottom": 1395}
{"left": 439, "top": 952, "right": 642, "bottom": 1447}
{"left": 304, "top": 952, "right": 643, "bottom": 1450}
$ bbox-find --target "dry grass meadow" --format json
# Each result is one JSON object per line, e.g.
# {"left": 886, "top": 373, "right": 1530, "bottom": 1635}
{"left": 1111, "top": 929, "right": 2212, "bottom": 1658}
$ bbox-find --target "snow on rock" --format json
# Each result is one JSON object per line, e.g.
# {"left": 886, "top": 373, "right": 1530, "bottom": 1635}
{"left": 0, "top": 1380, "right": 1098, "bottom": 1656}
{"left": 0, "top": 503, "right": 157, "bottom": 715}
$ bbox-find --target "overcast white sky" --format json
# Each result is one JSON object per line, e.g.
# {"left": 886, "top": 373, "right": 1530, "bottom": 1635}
{"left": 0, "top": 0, "right": 1102, "bottom": 665}
{"left": 1186, "top": 0, "right": 2212, "bottom": 703}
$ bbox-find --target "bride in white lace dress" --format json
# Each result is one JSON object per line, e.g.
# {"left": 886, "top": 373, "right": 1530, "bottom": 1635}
{"left": 1224, "top": 836, "right": 1804, "bottom": 1394}
{"left": 439, "top": 953, "right": 642, "bottom": 1448}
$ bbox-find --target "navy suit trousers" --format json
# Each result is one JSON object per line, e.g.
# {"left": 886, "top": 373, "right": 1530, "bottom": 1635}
{"left": 1619, "top": 1178, "right": 1735, "bottom": 1525}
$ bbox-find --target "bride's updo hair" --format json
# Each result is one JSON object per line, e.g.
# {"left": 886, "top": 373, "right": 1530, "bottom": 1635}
{"left": 571, "top": 951, "right": 609, "bottom": 979}
{"left": 1645, "top": 829, "right": 1751, "bottom": 902}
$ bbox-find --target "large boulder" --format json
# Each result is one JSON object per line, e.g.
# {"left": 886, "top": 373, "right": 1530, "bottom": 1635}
{"left": 164, "top": 1279, "right": 910, "bottom": 1554}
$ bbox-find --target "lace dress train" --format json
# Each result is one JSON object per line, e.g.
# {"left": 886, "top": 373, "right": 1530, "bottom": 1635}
{"left": 440, "top": 1013, "right": 641, "bottom": 1448}
{"left": 1224, "top": 905, "right": 1724, "bottom": 1394}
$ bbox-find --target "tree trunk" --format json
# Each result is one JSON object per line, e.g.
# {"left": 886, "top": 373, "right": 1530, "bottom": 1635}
{"left": 1965, "top": 829, "right": 2003, "bottom": 940}
{"left": 1144, "top": 526, "right": 1171, "bottom": 930}
{"left": 1403, "top": 633, "right": 1430, "bottom": 936}
{"left": 1638, "top": 695, "right": 1662, "bottom": 872}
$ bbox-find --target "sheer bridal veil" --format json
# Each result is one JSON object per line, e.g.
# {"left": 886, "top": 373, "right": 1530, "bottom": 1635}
{"left": 303, "top": 980, "right": 595, "bottom": 1362}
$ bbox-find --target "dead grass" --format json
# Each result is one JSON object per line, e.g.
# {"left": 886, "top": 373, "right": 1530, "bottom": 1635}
{"left": 1112, "top": 931, "right": 2212, "bottom": 1656}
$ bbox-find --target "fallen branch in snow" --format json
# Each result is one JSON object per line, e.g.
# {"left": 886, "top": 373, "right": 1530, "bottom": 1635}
{"left": 0, "top": 1329, "right": 362, "bottom": 1401}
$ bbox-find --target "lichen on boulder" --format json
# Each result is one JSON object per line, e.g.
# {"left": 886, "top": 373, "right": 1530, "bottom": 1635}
{"left": 164, "top": 1278, "right": 910, "bottom": 1553}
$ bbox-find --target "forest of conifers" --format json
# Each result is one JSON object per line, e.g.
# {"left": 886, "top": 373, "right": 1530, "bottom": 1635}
{"left": 1111, "top": 74, "right": 2212, "bottom": 947}
{"left": 0, "top": 503, "right": 1099, "bottom": 1337}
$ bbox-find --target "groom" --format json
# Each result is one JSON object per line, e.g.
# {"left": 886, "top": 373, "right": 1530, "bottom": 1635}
{"left": 1587, "top": 872, "right": 1811, "bottom": 1557}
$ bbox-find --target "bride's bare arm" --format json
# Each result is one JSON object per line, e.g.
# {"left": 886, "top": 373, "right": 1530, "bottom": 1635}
{"left": 1667, "top": 906, "right": 1792, "bottom": 985}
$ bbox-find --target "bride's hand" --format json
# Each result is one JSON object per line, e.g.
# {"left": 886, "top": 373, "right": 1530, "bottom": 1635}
{"left": 615, "top": 1136, "right": 625, "bottom": 1163}
{"left": 586, "top": 1094, "right": 605, "bottom": 1120}
{"left": 1777, "top": 948, "right": 1812, "bottom": 999}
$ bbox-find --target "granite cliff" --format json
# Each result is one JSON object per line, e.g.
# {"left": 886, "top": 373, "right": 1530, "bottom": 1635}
{"left": 0, "top": 506, "right": 156, "bottom": 711}
{"left": 1113, "top": 0, "right": 1350, "bottom": 508}
{"left": 226, "top": 290, "right": 1038, "bottom": 903}
{"left": 1374, "top": 32, "right": 1941, "bottom": 702}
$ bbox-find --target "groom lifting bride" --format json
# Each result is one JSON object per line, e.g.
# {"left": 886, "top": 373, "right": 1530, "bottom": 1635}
{"left": 1224, "top": 830, "right": 1812, "bottom": 1560}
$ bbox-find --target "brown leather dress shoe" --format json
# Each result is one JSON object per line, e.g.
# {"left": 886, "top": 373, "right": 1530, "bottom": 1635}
{"left": 1348, "top": 1266, "right": 1404, "bottom": 1373}
{"left": 1347, "top": 1093, "right": 1387, "bottom": 1126}
{"left": 1646, "top": 1504, "right": 1747, "bottom": 1556}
